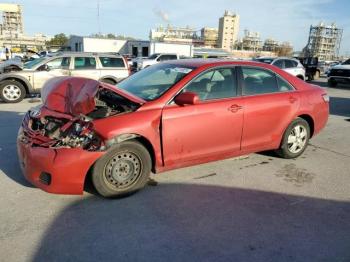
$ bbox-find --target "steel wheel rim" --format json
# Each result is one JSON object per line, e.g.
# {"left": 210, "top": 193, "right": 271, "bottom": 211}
{"left": 104, "top": 151, "right": 142, "bottom": 189}
{"left": 287, "top": 125, "right": 307, "bottom": 154}
{"left": 2, "top": 84, "right": 21, "bottom": 101}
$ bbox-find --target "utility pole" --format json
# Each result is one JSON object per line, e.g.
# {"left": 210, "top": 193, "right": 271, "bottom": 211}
{"left": 97, "top": 0, "right": 101, "bottom": 36}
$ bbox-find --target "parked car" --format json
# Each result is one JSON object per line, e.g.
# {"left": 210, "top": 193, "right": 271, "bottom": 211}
{"left": 0, "top": 57, "right": 23, "bottom": 73}
{"left": 135, "top": 53, "right": 179, "bottom": 71}
{"left": 327, "top": 59, "right": 350, "bottom": 87}
{"left": 17, "top": 59, "right": 329, "bottom": 198}
{"left": 0, "top": 52, "right": 130, "bottom": 103}
{"left": 254, "top": 57, "right": 306, "bottom": 80}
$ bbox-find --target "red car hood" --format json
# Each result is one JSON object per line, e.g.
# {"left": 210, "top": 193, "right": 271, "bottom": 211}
{"left": 41, "top": 77, "right": 145, "bottom": 116}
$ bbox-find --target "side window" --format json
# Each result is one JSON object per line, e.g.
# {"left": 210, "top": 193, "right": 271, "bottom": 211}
{"left": 273, "top": 60, "right": 284, "bottom": 69}
{"left": 46, "top": 57, "right": 70, "bottom": 70}
{"left": 242, "top": 67, "right": 279, "bottom": 95}
{"left": 284, "top": 60, "right": 296, "bottom": 68}
{"left": 99, "top": 57, "right": 125, "bottom": 68}
{"left": 74, "top": 57, "right": 96, "bottom": 69}
{"left": 277, "top": 76, "right": 294, "bottom": 92}
{"left": 158, "top": 55, "right": 177, "bottom": 62}
{"left": 184, "top": 68, "right": 236, "bottom": 101}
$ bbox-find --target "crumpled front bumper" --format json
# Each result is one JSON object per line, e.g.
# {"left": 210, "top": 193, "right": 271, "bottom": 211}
{"left": 17, "top": 128, "right": 104, "bottom": 195}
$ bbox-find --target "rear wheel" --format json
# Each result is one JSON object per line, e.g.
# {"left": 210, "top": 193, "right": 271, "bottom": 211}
{"left": 92, "top": 140, "right": 151, "bottom": 198}
{"left": 275, "top": 118, "right": 310, "bottom": 159}
{"left": 0, "top": 80, "right": 26, "bottom": 103}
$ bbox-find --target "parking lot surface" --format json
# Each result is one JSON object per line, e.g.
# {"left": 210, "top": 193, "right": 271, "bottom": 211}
{"left": 0, "top": 77, "right": 349, "bottom": 262}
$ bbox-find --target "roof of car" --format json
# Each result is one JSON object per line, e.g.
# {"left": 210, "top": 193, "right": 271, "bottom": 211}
{"left": 164, "top": 58, "right": 276, "bottom": 68}
{"left": 52, "top": 52, "right": 123, "bottom": 57}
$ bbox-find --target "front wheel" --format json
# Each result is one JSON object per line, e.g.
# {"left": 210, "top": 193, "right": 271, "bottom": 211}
{"left": 275, "top": 118, "right": 310, "bottom": 159}
{"left": 328, "top": 78, "right": 337, "bottom": 87}
{"left": 0, "top": 80, "right": 26, "bottom": 103}
{"left": 92, "top": 140, "right": 151, "bottom": 198}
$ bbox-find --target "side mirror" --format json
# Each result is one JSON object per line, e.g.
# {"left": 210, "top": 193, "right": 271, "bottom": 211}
{"left": 38, "top": 64, "right": 50, "bottom": 71}
{"left": 174, "top": 92, "right": 199, "bottom": 106}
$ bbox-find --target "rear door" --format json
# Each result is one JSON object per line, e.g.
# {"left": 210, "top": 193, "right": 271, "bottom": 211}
{"left": 98, "top": 56, "right": 129, "bottom": 82}
{"left": 239, "top": 66, "right": 300, "bottom": 152}
{"left": 70, "top": 56, "right": 101, "bottom": 80}
{"left": 161, "top": 67, "right": 244, "bottom": 167}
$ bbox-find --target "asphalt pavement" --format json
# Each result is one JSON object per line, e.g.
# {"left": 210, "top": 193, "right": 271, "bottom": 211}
{"left": 0, "top": 77, "right": 349, "bottom": 262}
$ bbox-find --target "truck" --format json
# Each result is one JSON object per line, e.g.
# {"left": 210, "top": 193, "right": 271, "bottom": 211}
{"left": 133, "top": 42, "right": 193, "bottom": 71}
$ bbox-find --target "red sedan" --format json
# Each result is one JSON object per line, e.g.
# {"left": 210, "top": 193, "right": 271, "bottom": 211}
{"left": 17, "top": 60, "right": 329, "bottom": 197}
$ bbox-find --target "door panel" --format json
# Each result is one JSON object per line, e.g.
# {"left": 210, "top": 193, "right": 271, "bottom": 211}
{"left": 162, "top": 98, "right": 244, "bottom": 167}
{"left": 240, "top": 66, "right": 300, "bottom": 151}
{"left": 33, "top": 69, "right": 70, "bottom": 90}
{"left": 70, "top": 56, "right": 101, "bottom": 80}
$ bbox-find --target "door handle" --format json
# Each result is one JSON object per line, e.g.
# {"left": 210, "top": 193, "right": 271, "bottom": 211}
{"left": 228, "top": 104, "right": 243, "bottom": 113}
{"left": 289, "top": 96, "right": 297, "bottom": 103}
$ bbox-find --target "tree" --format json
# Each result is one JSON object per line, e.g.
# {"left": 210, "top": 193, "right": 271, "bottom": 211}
{"left": 46, "top": 33, "right": 69, "bottom": 47}
{"left": 277, "top": 42, "right": 293, "bottom": 57}
{"left": 106, "top": 33, "right": 116, "bottom": 39}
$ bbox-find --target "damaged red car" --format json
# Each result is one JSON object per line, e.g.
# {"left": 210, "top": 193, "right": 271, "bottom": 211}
{"left": 17, "top": 60, "right": 329, "bottom": 197}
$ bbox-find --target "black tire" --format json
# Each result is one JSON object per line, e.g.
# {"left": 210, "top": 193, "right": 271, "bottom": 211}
{"left": 0, "top": 80, "right": 26, "bottom": 103}
{"left": 101, "top": 78, "right": 116, "bottom": 85}
{"left": 275, "top": 118, "right": 310, "bottom": 159}
{"left": 328, "top": 78, "right": 337, "bottom": 87}
{"left": 92, "top": 140, "right": 151, "bottom": 198}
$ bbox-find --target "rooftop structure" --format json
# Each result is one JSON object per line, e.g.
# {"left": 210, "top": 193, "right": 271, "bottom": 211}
{"left": 304, "top": 22, "right": 343, "bottom": 60}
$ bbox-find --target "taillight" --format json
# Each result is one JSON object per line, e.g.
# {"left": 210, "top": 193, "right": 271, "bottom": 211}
{"left": 322, "top": 94, "right": 329, "bottom": 102}
{"left": 122, "top": 57, "right": 131, "bottom": 76}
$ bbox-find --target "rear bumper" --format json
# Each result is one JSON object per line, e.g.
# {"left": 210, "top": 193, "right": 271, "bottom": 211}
{"left": 17, "top": 132, "right": 104, "bottom": 195}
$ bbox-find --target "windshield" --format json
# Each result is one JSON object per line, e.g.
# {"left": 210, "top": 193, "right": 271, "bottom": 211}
{"left": 148, "top": 53, "right": 160, "bottom": 59}
{"left": 254, "top": 58, "right": 274, "bottom": 64}
{"left": 342, "top": 59, "right": 350, "bottom": 65}
{"left": 117, "top": 63, "right": 194, "bottom": 101}
{"left": 23, "top": 57, "right": 46, "bottom": 69}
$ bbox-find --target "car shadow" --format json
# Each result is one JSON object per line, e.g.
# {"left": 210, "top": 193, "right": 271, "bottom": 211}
{"left": 0, "top": 110, "right": 33, "bottom": 187}
{"left": 329, "top": 97, "right": 350, "bottom": 118}
{"left": 31, "top": 183, "right": 350, "bottom": 262}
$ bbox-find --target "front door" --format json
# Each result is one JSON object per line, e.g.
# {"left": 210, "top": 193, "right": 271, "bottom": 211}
{"left": 33, "top": 57, "right": 71, "bottom": 90}
{"left": 161, "top": 67, "right": 244, "bottom": 168}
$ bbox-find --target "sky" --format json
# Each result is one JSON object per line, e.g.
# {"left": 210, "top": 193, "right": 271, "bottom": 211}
{"left": 14, "top": 0, "right": 350, "bottom": 55}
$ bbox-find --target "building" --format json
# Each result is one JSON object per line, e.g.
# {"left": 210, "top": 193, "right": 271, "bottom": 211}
{"left": 0, "top": 3, "right": 23, "bottom": 36}
{"left": 218, "top": 10, "right": 240, "bottom": 50}
{"left": 303, "top": 22, "right": 343, "bottom": 60}
{"left": 236, "top": 30, "right": 262, "bottom": 52}
{"left": 201, "top": 27, "right": 218, "bottom": 48}
{"left": 0, "top": 3, "right": 47, "bottom": 52}
{"left": 263, "top": 38, "right": 279, "bottom": 52}
{"left": 149, "top": 25, "right": 202, "bottom": 45}
{"left": 68, "top": 36, "right": 128, "bottom": 53}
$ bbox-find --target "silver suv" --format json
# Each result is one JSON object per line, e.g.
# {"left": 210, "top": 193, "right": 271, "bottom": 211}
{"left": 254, "top": 57, "right": 306, "bottom": 80}
{"left": 0, "top": 52, "right": 130, "bottom": 103}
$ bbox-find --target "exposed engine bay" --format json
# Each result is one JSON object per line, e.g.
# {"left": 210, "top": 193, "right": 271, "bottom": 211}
{"left": 20, "top": 79, "right": 141, "bottom": 151}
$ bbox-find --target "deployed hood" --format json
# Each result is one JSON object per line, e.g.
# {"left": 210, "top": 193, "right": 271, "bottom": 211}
{"left": 42, "top": 77, "right": 99, "bottom": 116}
{"left": 41, "top": 77, "right": 145, "bottom": 117}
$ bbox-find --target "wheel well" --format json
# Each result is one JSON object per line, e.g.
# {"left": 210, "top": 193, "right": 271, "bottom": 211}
{"left": 296, "top": 75, "right": 304, "bottom": 80}
{"left": 134, "top": 136, "right": 156, "bottom": 173}
{"left": 298, "top": 114, "right": 314, "bottom": 137}
{"left": 3, "top": 77, "right": 29, "bottom": 95}
{"left": 101, "top": 78, "right": 117, "bottom": 84}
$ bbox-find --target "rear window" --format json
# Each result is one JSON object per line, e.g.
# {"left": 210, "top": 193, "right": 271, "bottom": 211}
{"left": 99, "top": 57, "right": 125, "bottom": 68}
{"left": 285, "top": 60, "right": 297, "bottom": 68}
